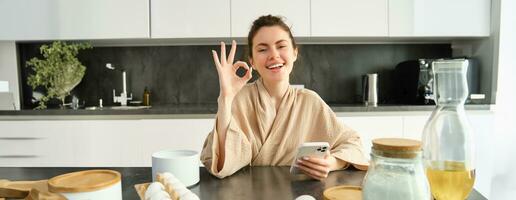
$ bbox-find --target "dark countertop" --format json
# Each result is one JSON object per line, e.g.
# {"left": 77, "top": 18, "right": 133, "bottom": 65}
{"left": 0, "top": 104, "right": 492, "bottom": 119}
{"left": 0, "top": 167, "right": 487, "bottom": 200}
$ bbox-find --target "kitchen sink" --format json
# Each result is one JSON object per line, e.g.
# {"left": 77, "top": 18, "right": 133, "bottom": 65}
{"left": 85, "top": 106, "right": 151, "bottom": 110}
{"left": 107, "top": 106, "right": 151, "bottom": 110}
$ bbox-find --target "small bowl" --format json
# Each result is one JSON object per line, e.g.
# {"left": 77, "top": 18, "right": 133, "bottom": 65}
{"left": 152, "top": 150, "right": 200, "bottom": 187}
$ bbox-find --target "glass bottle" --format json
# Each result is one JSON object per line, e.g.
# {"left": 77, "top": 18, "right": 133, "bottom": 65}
{"left": 143, "top": 87, "right": 150, "bottom": 106}
{"left": 422, "top": 59, "right": 475, "bottom": 200}
{"left": 362, "top": 138, "right": 431, "bottom": 200}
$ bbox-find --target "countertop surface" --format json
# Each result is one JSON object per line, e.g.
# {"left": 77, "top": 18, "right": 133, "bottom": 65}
{"left": 0, "top": 104, "right": 492, "bottom": 120}
{"left": 0, "top": 167, "right": 487, "bottom": 200}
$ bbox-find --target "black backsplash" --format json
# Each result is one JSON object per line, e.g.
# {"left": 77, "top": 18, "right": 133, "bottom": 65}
{"left": 17, "top": 43, "right": 451, "bottom": 109}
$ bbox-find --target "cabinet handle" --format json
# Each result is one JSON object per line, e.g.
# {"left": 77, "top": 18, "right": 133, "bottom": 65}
{"left": 0, "top": 155, "right": 40, "bottom": 158}
{"left": 0, "top": 137, "right": 44, "bottom": 140}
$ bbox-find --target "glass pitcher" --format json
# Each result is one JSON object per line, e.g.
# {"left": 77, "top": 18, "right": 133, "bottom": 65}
{"left": 422, "top": 59, "right": 475, "bottom": 200}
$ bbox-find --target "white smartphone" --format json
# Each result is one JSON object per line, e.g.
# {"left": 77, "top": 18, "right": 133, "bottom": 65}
{"left": 290, "top": 142, "right": 330, "bottom": 174}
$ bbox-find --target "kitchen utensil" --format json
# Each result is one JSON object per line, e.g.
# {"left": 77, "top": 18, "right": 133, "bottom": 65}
{"left": 362, "top": 73, "right": 378, "bottom": 107}
{"left": 0, "top": 179, "right": 65, "bottom": 199}
{"left": 393, "top": 58, "right": 481, "bottom": 105}
{"left": 362, "top": 138, "right": 430, "bottom": 200}
{"left": 152, "top": 150, "right": 200, "bottom": 187}
{"left": 423, "top": 59, "right": 475, "bottom": 200}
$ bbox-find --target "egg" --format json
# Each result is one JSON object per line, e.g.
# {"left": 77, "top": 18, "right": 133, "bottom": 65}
{"left": 180, "top": 191, "right": 200, "bottom": 200}
{"left": 148, "top": 190, "right": 171, "bottom": 200}
{"left": 295, "top": 195, "right": 316, "bottom": 200}
{"left": 162, "top": 172, "right": 176, "bottom": 180}
{"left": 174, "top": 185, "right": 190, "bottom": 197}
{"left": 170, "top": 181, "right": 185, "bottom": 190}
{"left": 145, "top": 182, "right": 165, "bottom": 200}
{"left": 164, "top": 176, "right": 180, "bottom": 185}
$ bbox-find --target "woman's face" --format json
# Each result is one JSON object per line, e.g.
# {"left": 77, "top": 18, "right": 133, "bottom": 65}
{"left": 250, "top": 26, "right": 298, "bottom": 84}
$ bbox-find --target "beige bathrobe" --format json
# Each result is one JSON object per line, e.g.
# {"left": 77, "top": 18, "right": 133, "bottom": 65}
{"left": 201, "top": 79, "right": 369, "bottom": 178}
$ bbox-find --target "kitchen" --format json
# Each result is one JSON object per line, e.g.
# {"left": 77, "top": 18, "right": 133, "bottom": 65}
{"left": 0, "top": 0, "right": 515, "bottom": 199}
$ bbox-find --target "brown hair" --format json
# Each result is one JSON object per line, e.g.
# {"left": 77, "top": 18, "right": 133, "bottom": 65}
{"left": 247, "top": 15, "right": 297, "bottom": 59}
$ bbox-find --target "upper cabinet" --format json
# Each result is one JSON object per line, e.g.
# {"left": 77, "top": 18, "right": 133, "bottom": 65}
{"left": 0, "top": 0, "right": 491, "bottom": 40}
{"left": 0, "top": 0, "right": 149, "bottom": 41}
{"left": 151, "top": 0, "right": 230, "bottom": 38}
{"left": 389, "top": 0, "right": 491, "bottom": 37}
{"left": 231, "top": 0, "right": 310, "bottom": 38}
{"left": 311, "top": 0, "right": 389, "bottom": 37}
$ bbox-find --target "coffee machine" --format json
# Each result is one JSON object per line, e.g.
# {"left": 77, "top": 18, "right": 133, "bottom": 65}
{"left": 393, "top": 58, "right": 480, "bottom": 105}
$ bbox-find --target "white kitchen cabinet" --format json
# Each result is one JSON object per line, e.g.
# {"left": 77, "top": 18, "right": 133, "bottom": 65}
{"left": 311, "top": 0, "right": 388, "bottom": 37}
{"left": 0, "top": 0, "right": 149, "bottom": 40}
{"left": 0, "top": 121, "right": 75, "bottom": 167}
{"left": 389, "top": 0, "right": 490, "bottom": 36}
{"left": 231, "top": 0, "right": 310, "bottom": 38}
{"left": 339, "top": 116, "right": 403, "bottom": 159}
{"left": 151, "top": 0, "right": 230, "bottom": 38}
{"left": 66, "top": 119, "right": 213, "bottom": 167}
{"left": 138, "top": 119, "right": 213, "bottom": 166}
{"left": 71, "top": 120, "right": 144, "bottom": 167}
{"left": 0, "top": 119, "right": 214, "bottom": 167}
{"left": 402, "top": 114, "right": 431, "bottom": 140}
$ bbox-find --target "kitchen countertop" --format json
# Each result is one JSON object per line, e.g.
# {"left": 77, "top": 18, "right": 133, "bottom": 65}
{"left": 0, "top": 104, "right": 492, "bottom": 120}
{"left": 0, "top": 167, "right": 487, "bottom": 200}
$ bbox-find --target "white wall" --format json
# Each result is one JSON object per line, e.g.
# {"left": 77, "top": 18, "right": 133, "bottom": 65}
{"left": 490, "top": 0, "right": 516, "bottom": 199}
{"left": 0, "top": 41, "right": 20, "bottom": 110}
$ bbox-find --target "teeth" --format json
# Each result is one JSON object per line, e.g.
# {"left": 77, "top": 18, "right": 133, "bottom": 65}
{"left": 267, "top": 63, "right": 283, "bottom": 69}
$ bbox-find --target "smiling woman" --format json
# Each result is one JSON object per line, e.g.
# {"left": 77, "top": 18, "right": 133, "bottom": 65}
{"left": 200, "top": 15, "right": 369, "bottom": 179}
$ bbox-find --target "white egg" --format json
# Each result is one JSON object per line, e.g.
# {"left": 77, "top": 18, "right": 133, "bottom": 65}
{"left": 174, "top": 185, "right": 190, "bottom": 196}
{"left": 162, "top": 172, "right": 176, "bottom": 180}
{"left": 171, "top": 181, "right": 185, "bottom": 190}
{"left": 145, "top": 182, "right": 165, "bottom": 200}
{"left": 164, "top": 176, "right": 180, "bottom": 185}
{"left": 180, "top": 191, "right": 200, "bottom": 200}
{"left": 148, "top": 190, "right": 171, "bottom": 200}
{"left": 295, "top": 195, "right": 316, "bottom": 200}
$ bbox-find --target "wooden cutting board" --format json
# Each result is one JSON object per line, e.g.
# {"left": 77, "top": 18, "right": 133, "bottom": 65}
{"left": 0, "top": 179, "right": 65, "bottom": 200}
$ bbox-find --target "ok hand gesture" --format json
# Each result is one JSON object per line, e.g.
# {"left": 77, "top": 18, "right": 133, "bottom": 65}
{"left": 211, "top": 40, "right": 253, "bottom": 100}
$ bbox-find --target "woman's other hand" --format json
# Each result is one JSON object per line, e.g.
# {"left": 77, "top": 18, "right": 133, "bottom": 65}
{"left": 212, "top": 40, "right": 253, "bottom": 100}
{"left": 295, "top": 154, "right": 347, "bottom": 181}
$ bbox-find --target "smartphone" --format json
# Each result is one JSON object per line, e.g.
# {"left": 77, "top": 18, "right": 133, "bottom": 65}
{"left": 290, "top": 142, "right": 330, "bottom": 174}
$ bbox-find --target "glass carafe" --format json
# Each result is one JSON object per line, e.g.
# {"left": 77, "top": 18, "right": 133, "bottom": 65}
{"left": 422, "top": 59, "right": 475, "bottom": 200}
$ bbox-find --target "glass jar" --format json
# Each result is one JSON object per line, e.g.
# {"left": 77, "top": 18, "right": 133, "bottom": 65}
{"left": 362, "top": 138, "right": 431, "bottom": 200}
{"left": 422, "top": 59, "right": 475, "bottom": 200}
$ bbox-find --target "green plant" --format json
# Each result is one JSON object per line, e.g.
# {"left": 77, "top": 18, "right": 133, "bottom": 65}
{"left": 26, "top": 41, "right": 92, "bottom": 109}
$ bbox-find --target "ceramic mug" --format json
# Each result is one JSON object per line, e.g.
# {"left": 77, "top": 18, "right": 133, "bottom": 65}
{"left": 152, "top": 150, "right": 200, "bottom": 187}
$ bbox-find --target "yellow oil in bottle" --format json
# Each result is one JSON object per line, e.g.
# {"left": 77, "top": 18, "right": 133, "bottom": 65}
{"left": 426, "top": 161, "right": 475, "bottom": 200}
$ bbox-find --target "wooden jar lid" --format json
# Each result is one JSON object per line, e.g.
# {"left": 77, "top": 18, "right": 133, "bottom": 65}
{"left": 372, "top": 138, "right": 422, "bottom": 158}
{"left": 323, "top": 185, "right": 362, "bottom": 200}
{"left": 48, "top": 170, "right": 121, "bottom": 193}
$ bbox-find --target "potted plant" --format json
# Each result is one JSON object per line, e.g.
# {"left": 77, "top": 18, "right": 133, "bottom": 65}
{"left": 26, "top": 41, "right": 92, "bottom": 109}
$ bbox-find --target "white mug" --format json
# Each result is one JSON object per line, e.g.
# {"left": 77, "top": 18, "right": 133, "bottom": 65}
{"left": 152, "top": 150, "right": 200, "bottom": 187}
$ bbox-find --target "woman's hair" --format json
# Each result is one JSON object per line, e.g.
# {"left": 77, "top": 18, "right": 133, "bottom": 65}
{"left": 247, "top": 15, "right": 297, "bottom": 59}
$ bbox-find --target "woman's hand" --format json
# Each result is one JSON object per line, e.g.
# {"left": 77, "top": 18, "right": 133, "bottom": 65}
{"left": 295, "top": 154, "right": 347, "bottom": 181}
{"left": 212, "top": 40, "right": 253, "bottom": 100}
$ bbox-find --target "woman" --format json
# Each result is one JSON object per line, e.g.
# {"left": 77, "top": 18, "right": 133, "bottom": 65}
{"left": 201, "top": 15, "right": 368, "bottom": 180}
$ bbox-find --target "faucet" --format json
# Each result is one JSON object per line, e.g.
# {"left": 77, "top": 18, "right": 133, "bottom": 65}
{"left": 106, "top": 63, "right": 132, "bottom": 106}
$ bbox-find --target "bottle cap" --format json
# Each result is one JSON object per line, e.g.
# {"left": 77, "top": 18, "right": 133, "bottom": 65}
{"left": 372, "top": 138, "right": 422, "bottom": 158}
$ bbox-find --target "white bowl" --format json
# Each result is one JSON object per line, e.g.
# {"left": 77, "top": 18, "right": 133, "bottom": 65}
{"left": 152, "top": 150, "right": 200, "bottom": 187}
